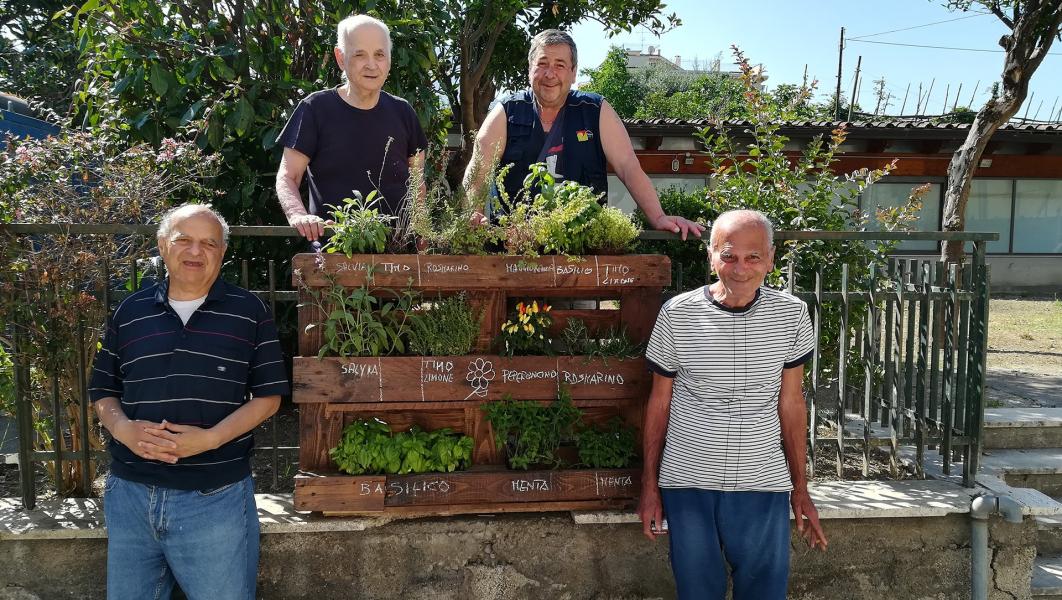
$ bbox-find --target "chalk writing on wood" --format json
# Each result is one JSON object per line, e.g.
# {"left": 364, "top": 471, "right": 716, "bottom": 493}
{"left": 600, "top": 263, "right": 636, "bottom": 286}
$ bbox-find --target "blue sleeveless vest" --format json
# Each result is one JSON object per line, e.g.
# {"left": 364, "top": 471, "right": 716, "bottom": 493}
{"left": 498, "top": 89, "right": 608, "bottom": 203}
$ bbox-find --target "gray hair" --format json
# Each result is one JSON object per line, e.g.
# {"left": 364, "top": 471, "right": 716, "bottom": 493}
{"left": 528, "top": 29, "right": 577, "bottom": 68}
{"left": 710, "top": 209, "right": 775, "bottom": 250}
{"left": 337, "top": 14, "right": 392, "bottom": 57}
{"left": 157, "top": 203, "right": 230, "bottom": 245}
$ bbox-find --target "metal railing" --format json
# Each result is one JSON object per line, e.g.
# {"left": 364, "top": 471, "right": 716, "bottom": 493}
{"left": 0, "top": 224, "right": 996, "bottom": 508}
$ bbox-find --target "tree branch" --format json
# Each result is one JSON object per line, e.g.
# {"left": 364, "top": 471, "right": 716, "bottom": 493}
{"left": 985, "top": 1, "right": 1014, "bottom": 28}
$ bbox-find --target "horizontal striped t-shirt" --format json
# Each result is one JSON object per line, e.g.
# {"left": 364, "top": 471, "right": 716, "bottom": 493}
{"left": 646, "top": 286, "right": 814, "bottom": 492}
{"left": 89, "top": 277, "right": 290, "bottom": 490}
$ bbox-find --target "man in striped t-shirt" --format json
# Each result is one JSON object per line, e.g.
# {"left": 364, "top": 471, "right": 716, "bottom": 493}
{"left": 89, "top": 204, "right": 289, "bottom": 600}
{"left": 638, "top": 209, "right": 827, "bottom": 600}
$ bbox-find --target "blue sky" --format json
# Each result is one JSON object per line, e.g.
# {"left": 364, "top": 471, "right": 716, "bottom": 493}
{"left": 571, "top": 0, "right": 1062, "bottom": 120}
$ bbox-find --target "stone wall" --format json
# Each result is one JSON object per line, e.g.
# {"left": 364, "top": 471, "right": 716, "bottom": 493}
{"left": 0, "top": 512, "right": 1036, "bottom": 600}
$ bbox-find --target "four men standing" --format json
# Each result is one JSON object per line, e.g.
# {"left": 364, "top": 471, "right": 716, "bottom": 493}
{"left": 87, "top": 14, "right": 826, "bottom": 600}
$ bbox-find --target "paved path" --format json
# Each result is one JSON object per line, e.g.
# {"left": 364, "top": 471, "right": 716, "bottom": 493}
{"left": 987, "top": 369, "right": 1062, "bottom": 408}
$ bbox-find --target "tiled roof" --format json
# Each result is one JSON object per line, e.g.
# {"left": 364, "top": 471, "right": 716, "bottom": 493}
{"left": 622, "top": 117, "right": 1062, "bottom": 132}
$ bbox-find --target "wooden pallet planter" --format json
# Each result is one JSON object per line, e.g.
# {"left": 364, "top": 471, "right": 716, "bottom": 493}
{"left": 292, "top": 253, "right": 669, "bottom": 515}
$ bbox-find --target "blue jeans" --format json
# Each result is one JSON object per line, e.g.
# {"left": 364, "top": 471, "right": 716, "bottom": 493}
{"left": 661, "top": 488, "right": 791, "bottom": 600}
{"left": 103, "top": 473, "right": 259, "bottom": 600}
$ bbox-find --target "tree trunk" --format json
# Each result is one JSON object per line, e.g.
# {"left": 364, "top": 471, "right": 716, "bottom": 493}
{"left": 940, "top": 0, "right": 1062, "bottom": 263}
{"left": 940, "top": 99, "right": 1017, "bottom": 263}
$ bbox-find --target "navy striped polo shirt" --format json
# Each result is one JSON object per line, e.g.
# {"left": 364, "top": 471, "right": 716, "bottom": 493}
{"left": 89, "top": 277, "right": 290, "bottom": 490}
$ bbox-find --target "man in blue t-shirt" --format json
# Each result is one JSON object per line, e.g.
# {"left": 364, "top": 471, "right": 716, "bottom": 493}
{"left": 275, "top": 14, "right": 428, "bottom": 241}
{"left": 90, "top": 204, "right": 290, "bottom": 599}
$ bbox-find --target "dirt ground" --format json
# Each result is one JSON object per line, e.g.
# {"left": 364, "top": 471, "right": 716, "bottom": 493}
{"left": 987, "top": 297, "right": 1062, "bottom": 375}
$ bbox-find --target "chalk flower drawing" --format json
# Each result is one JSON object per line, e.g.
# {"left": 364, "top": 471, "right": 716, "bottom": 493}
{"left": 465, "top": 358, "right": 496, "bottom": 399}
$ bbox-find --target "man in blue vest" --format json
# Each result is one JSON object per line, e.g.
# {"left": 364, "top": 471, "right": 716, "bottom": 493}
{"left": 463, "top": 29, "right": 703, "bottom": 240}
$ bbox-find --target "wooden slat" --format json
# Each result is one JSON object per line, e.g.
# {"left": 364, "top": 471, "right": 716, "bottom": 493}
{"left": 293, "top": 356, "right": 649, "bottom": 404}
{"left": 468, "top": 291, "right": 506, "bottom": 353}
{"left": 298, "top": 403, "right": 344, "bottom": 472}
{"left": 320, "top": 398, "right": 640, "bottom": 413}
{"left": 297, "top": 290, "right": 324, "bottom": 357}
{"left": 547, "top": 309, "right": 622, "bottom": 336}
{"left": 291, "top": 254, "right": 672, "bottom": 290}
{"left": 619, "top": 287, "right": 663, "bottom": 344}
{"left": 294, "top": 468, "right": 639, "bottom": 512}
{"left": 295, "top": 475, "right": 387, "bottom": 512}
{"left": 319, "top": 499, "right": 634, "bottom": 518}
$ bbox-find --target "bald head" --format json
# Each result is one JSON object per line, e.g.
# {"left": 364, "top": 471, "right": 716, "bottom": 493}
{"left": 710, "top": 210, "right": 774, "bottom": 252}
{"left": 157, "top": 204, "right": 229, "bottom": 246}
{"left": 337, "top": 14, "right": 392, "bottom": 57}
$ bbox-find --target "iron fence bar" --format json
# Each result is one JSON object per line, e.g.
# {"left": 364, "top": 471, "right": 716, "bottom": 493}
{"left": 941, "top": 264, "right": 958, "bottom": 477}
{"left": 862, "top": 265, "right": 877, "bottom": 477}
{"left": 77, "top": 317, "right": 92, "bottom": 493}
{"left": 14, "top": 323, "right": 36, "bottom": 509}
{"left": 902, "top": 261, "right": 917, "bottom": 446}
{"left": 929, "top": 263, "right": 944, "bottom": 450}
{"left": 50, "top": 372, "right": 62, "bottom": 494}
{"left": 965, "top": 243, "right": 990, "bottom": 486}
{"left": 604, "top": 230, "right": 1004, "bottom": 242}
{"left": 809, "top": 270, "right": 822, "bottom": 479}
{"left": 915, "top": 262, "right": 931, "bottom": 477}
{"left": 786, "top": 256, "right": 796, "bottom": 295}
{"left": 885, "top": 259, "right": 900, "bottom": 477}
{"left": 955, "top": 265, "right": 972, "bottom": 442}
{"left": 793, "top": 290, "right": 976, "bottom": 302}
{"left": 837, "top": 264, "right": 850, "bottom": 478}
{"left": 268, "top": 260, "right": 280, "bottom": 491}
{"left": 0, "top": 223, "right": 1001, "bottom": 242}
{"left": 27, "top": 449, "right": 110, "bottom": 461}
{"left": 130, "top": 253, "right": 138, "bottom": 292}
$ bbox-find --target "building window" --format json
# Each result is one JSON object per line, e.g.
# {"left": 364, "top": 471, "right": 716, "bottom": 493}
{"left": 860, "top": 182, "right": 942, "bottom": 251}
{"left": 1013, "top": 180, "right": 1062, "bottom": 254}
{"left": 966, "top": 179, "right": 1013, "bottom": 253}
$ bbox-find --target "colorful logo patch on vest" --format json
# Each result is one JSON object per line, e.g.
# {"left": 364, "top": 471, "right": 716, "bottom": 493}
{"left": 576, "top": 129, "right": 593, "bottom": 142}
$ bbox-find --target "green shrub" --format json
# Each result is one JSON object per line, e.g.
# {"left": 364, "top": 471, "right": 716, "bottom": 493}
{"left": 410, "top": 293, "right": 481, "bottom": 356}
{"left": 324, "top": 193, "right": 394, "bottom": 256}
{"left": 301, "top": 276, "right": 421, "bottom": 358}
{"left": 560, "top": 319, "right": 643, "bottom": 360}
{"left": 482, "top": 388, "right": 581, "bottom": 470}
{"left": 586, "top": 206, "right": 641, "bottom": 254}
{"left": 577, "top": 417, "right": 638, "bottom": 468}
{"left": 329, "top": 419, "right": 474, "bottom": 475}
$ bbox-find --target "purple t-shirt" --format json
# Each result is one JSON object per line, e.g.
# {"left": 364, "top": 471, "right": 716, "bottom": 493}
{"left": 277, "top": 88, "right": 428, "bottom": 217}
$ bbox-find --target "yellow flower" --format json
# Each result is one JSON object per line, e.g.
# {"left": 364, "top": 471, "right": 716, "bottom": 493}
{"left": 508, "top": 325, "right": 519, "bottom": 334}
{"left": 519, "top": 313, "right": 530, "bottom": 324}
{"left": 524, "top": 324, "right": 533, "bottom": 333}
{"left": 532, "top": 300, "right": 539, "bottom": 313}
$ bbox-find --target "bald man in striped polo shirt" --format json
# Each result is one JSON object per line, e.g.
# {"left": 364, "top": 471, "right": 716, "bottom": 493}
{"left": 638, "top": 209, "right": 827, "bottom": 600}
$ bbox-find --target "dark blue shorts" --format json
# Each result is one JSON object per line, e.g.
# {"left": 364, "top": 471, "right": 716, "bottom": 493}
{"left": 661, "top": 488, "right": 791, "bottom": 600}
